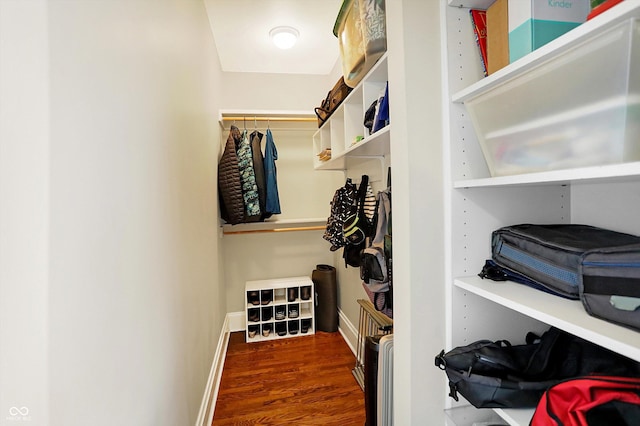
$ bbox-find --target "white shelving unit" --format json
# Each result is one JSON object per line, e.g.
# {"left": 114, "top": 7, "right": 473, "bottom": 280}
{"left": 312, "top": 54, "right": 390, "bottom": 174}
{"left": 443, "top": 1, "right": 640, "bottom": 425}
{"left": 244, "top": 276, "right": 315, "bottom": 342}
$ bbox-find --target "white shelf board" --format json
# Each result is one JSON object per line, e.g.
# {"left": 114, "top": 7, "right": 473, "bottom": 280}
{"left": 219, "top": 109, "right": 315, "bottom": 120}
{"left": 445, "top": 405, "right": 508, "bottom": 426}
{"left": 447, "top": 0, "right": 494, "bottom": 9}
{"left": 495, "top": 408, "right": 534, "bottom": 426}
{"left": 454, "top": 161, "right": 640, "bottom": 188}
{"left": 222, "top": 218, "right": 326, "bottom": 234}
{"left": 245, "top": 276, "right": 313, "bottom": 291}
{"left": 315, "top": 126, "right": 390, "bottom": 171}
{"left": 451, "top": 1, "right": 640, "bottom": 104}
{"left": 454, "top": 276, "right": 640, "bottom": 362}
{"left": 246, "top": 328, "right": 315, "bottom": 343}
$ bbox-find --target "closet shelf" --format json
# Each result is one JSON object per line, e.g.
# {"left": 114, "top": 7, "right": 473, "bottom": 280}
{"left": 453, "top": 161, "right": 640, "bottom": 188}
{"left": 220, "top": 116, "right": 316, "bottom": 123}
{"left": 312, "top": 54, "right": 390, "bottom": 173}
{"left": 221, "top": 218, "right": 326, "bottom": 235}
{"left": 219, "top": 110, "right": 317, "bottom": 131}
{"left": 315, "top": 126, "right": 391, "bottom": 171}
{"left": 454, "top": 276, "right": 640, "bottom": 363}
{"left": 494, "top": 408, "right": 534, "bottom": 426}
{"left": 451, "top": 1, "right": 639, "bottom": 104}
{"left": 446, "top": 0, "right": 494, "bottom": 9}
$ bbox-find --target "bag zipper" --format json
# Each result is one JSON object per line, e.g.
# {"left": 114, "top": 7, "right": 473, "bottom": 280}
{"left": 497, "top": 241, "right": 578, "bottom": 286}
{"left": 582, "top": 261, "right": 640, "bottom": 268}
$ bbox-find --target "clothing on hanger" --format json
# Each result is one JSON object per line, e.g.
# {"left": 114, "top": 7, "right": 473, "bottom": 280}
{"left": 218, "top": 125, "right": 244, "bottom": 224}
{"left": 264, "top": 128, "right": 281, "bottom": 216}
{"left": 236, "top": 129, "right": 261, "bottom": 220}
{"left": 249, "top": 130, "right": 267, "bottom": 219}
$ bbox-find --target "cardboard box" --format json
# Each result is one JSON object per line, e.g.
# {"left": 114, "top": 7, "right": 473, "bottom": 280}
{"left": 509, "top": 0, "right": 590, "bottom": 63}
{"left": 487, "top": 0, "right": 509, "bottom": 74}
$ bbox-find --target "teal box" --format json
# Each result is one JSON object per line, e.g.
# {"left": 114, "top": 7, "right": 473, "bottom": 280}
{"left": 508, "top": 0, "right": 590, "bottom": 63}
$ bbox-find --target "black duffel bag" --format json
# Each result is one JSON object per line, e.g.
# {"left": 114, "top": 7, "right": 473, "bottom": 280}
{"left": 434, "top": 327, "right": 640, "bottom": 409}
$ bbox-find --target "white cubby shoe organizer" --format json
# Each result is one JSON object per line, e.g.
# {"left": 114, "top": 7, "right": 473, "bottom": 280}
{"left": 245, "top": 276, "right": 315, "bottom": 342}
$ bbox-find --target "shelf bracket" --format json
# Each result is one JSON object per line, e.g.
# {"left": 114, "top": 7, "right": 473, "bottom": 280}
{"left": 347, "top": 155, "right": 387, "bottom": 183}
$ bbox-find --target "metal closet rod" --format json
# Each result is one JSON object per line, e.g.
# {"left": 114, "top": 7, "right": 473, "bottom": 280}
{"left": 221, "top": 116, "right": 316, "bottom": 123}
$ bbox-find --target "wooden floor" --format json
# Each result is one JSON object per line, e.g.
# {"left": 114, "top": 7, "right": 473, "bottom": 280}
{"left": 212, "top": 331, "right": 365, "bottom": 426}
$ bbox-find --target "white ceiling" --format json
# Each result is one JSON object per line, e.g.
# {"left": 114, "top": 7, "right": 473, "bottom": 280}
{"left": 204, "top": 0, "right": 342, "bottom": 75}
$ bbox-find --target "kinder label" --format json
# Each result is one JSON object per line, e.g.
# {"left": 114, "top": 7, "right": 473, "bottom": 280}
{"left": 509, "top": 0, "right": 590, "bottom": 62}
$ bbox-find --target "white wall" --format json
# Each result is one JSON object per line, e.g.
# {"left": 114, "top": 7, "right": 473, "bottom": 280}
{"left": 1, "top": 1, "right": 225, "bottom": 425}
{"left": 220, "top": 71, "right": 338, "bottom": 113}
{"left": 387, "top": 1, "right": 447, "bottom": 424}
{"left": 0, "top": 1, "right": 50, "bottom": 424}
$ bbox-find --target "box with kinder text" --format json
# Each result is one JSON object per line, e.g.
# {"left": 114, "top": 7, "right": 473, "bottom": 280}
{"left": 509, "top": 0, "right": 590, "bottom": 63}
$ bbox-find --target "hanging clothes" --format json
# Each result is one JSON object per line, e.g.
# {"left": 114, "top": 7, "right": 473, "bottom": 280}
{"left": 249, "top": 130, "right": 268, "bottom": 219}
{"left": 236, "top": 129, "right": 261, "bottom": 221}
{"left": 263, "top": 128, "right": 281, "bottom": 216}
{"left": 218, "top": 125, "right": 244, "bottom": 225}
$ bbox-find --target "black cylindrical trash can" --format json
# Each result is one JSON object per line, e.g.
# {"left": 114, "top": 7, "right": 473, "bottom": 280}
{"left": 311, "top": 264, "right": 338, "bottom": 332}
{"left": 365, "top": 335, "right": 383, "bottom": 426}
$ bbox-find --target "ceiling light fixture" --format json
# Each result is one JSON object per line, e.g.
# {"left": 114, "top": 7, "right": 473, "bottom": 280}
{"left": 269, "top": 26, "right": 299, "bottom": 50}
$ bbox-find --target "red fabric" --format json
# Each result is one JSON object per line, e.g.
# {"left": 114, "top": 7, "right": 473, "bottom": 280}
{"left": 531, "top": 376, "right": 640, "bottom": 426}
{"left": 587, "top": 0, "right": 624, "bottom": 20}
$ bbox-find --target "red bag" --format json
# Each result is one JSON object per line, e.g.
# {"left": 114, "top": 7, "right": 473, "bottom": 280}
{"left": 530, "top": 376, "right": 640, "bottom": 426}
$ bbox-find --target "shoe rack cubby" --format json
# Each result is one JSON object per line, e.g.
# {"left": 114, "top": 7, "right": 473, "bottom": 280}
{"left": 245, "top": 276, "right": 315, "bottom": 342}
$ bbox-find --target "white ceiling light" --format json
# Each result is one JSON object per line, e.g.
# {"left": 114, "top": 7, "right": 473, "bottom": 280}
{"left": 270, "top": 26, "right": 299, "bottom": 50}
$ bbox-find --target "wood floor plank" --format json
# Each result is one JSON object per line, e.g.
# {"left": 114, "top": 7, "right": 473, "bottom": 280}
{"left": 212, "top": 331, "right": 365, "bottom": 426}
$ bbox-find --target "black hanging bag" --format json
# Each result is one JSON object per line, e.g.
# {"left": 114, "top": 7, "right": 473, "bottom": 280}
{"left": 342, "top": 175, "right": 375, "bottom": 268}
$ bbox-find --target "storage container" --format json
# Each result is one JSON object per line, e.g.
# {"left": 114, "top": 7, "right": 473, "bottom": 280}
{"left": 334, "top": 0, "right": 387, "bottom": 88}
{"left": 466, "top": 18, "right": 640, "bottom": 177}
{"left": 508, "top": 0, "right": 590, "bottom": 63}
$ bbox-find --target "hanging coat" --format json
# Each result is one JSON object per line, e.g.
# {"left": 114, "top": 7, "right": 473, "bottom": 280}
{"left": 218, "top": 125, "right": 244, "bottom": 225}
{"left": 249, "top": 130, "right": 267, "bottom": 219}
{"left": 236, "top": 129, "right": 261, "bottom": 221}
{"left": 264, "top": 128, "right": 281, "bottom": 216}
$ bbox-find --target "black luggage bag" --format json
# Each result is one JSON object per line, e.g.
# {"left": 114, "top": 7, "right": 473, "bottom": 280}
{"left": 491, "top": 224, "right": 640, "bottom": 331}
{"left": 435, "top": 327, "right": 640, "bottom": 409}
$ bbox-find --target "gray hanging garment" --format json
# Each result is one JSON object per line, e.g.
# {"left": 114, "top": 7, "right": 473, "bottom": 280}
{"left": 250, "top": 130, "right": 267, "bottom": 219}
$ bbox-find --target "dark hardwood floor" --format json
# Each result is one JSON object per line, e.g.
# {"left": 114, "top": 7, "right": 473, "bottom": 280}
{"left": 212, "top": 331, "right": 365, "bottom": 425}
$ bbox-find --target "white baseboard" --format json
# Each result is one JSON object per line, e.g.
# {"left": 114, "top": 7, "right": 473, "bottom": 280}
{"left": 195, "top": 314, "right": 231, "bottom": 426}
{"left": 338, "top": 308, "right": 359, "bottom": 357}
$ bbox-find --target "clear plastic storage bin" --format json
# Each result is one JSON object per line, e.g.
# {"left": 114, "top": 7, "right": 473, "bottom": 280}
{"left": 465, "top": 18, "right": 640, "bottom": 177}
{"left": 334, "top": 0, "right": 387, "bottom": 88}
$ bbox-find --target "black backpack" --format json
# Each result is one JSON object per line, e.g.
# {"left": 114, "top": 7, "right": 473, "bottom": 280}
{"left": 434, "top": 327, "right": 640, "bottom": 409}
{"left": 323, "top": 179, "right": 357, "bottom": 252}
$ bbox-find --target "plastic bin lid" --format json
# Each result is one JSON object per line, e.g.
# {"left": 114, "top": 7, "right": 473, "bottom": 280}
{"left": 333, "top": 0, "right": 352, "bottom": 37}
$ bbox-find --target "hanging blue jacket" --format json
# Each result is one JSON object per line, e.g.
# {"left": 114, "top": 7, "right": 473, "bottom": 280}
{"left": 264, "top": 129, "right": 281, "bottom": 215}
